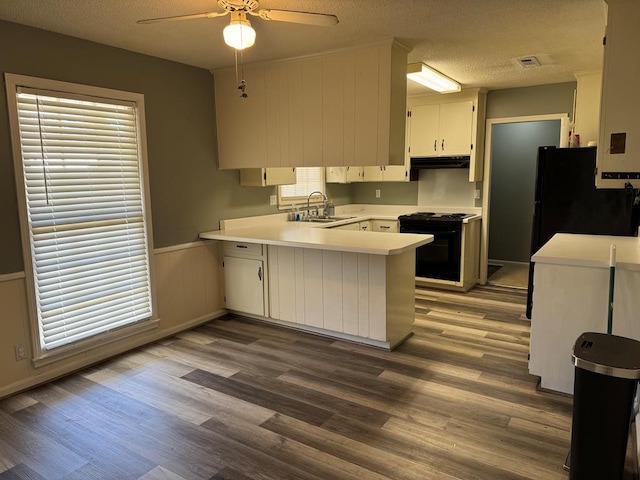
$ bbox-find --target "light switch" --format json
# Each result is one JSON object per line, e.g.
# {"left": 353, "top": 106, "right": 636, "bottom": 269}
{"left": 375, "top": 189, "right": 381, "bottom": 198}
{"left": 269, "top": 195, "right": 277, "bottom": 206}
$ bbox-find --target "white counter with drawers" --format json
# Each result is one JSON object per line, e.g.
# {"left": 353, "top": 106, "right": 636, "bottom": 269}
{"left": 200, "top": 211, "right": 432, "bottom": 349}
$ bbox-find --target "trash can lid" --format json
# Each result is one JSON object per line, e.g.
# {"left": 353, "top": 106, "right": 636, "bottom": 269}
{"left": 573, "top": 332, "right": 640, "bottom": 379}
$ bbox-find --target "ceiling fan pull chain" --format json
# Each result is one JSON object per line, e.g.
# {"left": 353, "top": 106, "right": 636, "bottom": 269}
{"left": 235, "top": 48, "right": 248, "bottom": 98}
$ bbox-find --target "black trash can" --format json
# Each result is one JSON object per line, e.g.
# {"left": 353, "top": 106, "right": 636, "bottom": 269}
{"left": 570, "top": 332, "right": 640, "bottom": 480}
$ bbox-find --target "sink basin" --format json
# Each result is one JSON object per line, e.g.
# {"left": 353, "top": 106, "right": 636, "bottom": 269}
{"left": 303, "top": 216, "right": 356, "bottom": 223}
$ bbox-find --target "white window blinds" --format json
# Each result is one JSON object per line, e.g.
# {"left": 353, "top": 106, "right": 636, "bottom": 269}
{"left": 279, "top": 167, "right": 325, "bottom": 205}
{"left": 13, "top": 86, "right": 153, "bottom": 351}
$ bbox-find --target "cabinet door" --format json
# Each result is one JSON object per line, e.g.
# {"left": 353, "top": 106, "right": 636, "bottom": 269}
{"left": 354, "top": 46, "right": 381, "bottom": 165}
{"left": 439, "top": 101, "right": 473, "bottom": 156}
{"left": 302, "top": 58, "right": 323, "bottom": 166}
{"left": 287, "top": 61, "right": 304, "bottom": 166}
{"left": 409, "top": 104, "right": 440, "bottom": 157}
{"left": 215, "top": 66, "right": 267, "bottom": 169}
{"left": 322, "top": 53, "right": 345, "bottom": 166}
{"left": 325, "top": 166, "right": 347, "bottom": 184}
{"left": 381, "top": 165, "right": 407, "bottom": 182}
{"left": 223, "top": 256, "right": 264, "bottom": 316}
{"left": 346, "top": 166, "right": 363, "bottom": 182}
{"left": 363, "top": 166, "right": 384, "bottom": 181}
{"left": 326, "top": 166, "right": 363, "bottom": 183}
{"left": 265, "top": 168, "right": 296, "bottom": 186}
{"left": 239, "top": 168, "right": 296, "bottom": 186}
{"left": 265, "top": 64, "right": 287, "bottom": 167}
{"left": 596, "top": 1, "right": 640, "bottom": 188}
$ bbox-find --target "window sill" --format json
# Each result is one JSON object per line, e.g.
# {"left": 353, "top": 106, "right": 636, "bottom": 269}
{"left": 32, "top": 318, "right": 159, "bottom": 369}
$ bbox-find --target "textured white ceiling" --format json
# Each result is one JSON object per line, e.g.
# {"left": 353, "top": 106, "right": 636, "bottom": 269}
{"left": 0, "top": 0, "right": 607, "bottom": 93}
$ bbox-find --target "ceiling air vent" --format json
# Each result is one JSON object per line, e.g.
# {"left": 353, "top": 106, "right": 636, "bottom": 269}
{"left": 516, "top": 56, "right": 541, "bottom": 68}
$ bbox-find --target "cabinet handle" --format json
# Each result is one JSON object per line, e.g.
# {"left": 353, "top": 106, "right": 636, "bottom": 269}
{"left": 236, "top": 245, "right": 248, "bottom": 249}
{"left": 433, "top": 140, "right": 437, "bottom": 151}
{"left": 258, "top": 266, "right": 262, "bottom": 281}
{"left": 442, "top": 139, "right": 445, "bottom": 151}
{"left": 380, "top": 225, "right": 390, "bottom": 229}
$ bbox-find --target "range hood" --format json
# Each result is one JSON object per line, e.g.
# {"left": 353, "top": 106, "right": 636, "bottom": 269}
{"left": 410, "top": 156, "right": 470, "bottom": 169}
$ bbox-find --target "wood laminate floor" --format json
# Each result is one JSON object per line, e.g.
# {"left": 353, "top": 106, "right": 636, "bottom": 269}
{"left": 0, "top": 285, "right": 614, "bottom": 479}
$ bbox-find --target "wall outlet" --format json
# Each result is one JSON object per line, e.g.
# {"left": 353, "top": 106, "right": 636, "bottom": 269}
{"left": 269, "top": 194, "right": 277, "bottom": 206}
{"left": 15, "top": 343, "right": 26, "bottom": 361}
{"left": 375, "top": 189, "right": 381, "bottom": 198}
{"left": 474, "top": 189, "right": 481, "bottom": 200}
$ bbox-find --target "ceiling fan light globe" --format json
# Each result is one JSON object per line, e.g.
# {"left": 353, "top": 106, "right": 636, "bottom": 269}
{"left": 223, "top": 13, "right": 256, "bottom": 50}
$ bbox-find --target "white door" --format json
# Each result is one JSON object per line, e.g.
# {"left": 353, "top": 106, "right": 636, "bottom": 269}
{"left": 224, "top": 256, "right": 265, "bottom": 315}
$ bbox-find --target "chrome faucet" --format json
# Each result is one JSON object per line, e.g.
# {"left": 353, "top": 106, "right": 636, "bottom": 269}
{"left": 307, "top": 191, "right": 328, "bottom": 218}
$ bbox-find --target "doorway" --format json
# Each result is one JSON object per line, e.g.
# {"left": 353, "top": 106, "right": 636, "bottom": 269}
{"left": 480, "top": 114, "right": 569, "bottom": 285}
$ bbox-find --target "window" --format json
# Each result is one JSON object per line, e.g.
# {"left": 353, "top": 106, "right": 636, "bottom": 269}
{"left": 5, "top": 74, "right": 155, "bottom": 359}
{"left": 278, "top": 167, "right": 325, "bottom": 207}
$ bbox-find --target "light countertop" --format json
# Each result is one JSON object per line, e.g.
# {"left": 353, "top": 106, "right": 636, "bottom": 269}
{"left": 532, "top": 233, "right": 640, "bottom": 270}
{"left": 201, "top": 204, "right": 483, "bottom": 256}
{"left": 200, "top": 223, "right": 433, "bottom": 255}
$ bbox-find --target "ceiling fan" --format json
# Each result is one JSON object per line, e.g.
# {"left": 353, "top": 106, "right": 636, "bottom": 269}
{"left": 137, "top": 0, "right": 339, "bottom": 50}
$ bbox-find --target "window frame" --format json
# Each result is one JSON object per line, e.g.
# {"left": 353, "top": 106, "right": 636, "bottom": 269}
{"left": 5, "top": 73, "right": 157, "bottom": 366}
{"left": 277, "top": 166, "right": 326, "bottom": 209}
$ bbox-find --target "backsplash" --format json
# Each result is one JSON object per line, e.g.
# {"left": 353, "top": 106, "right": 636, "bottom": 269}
{"left": 417, "top": 169, "right": 476, "bottom": 208}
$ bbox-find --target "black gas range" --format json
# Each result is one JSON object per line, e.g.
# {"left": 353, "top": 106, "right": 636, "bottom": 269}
{"left": 398, "top": 212, "right": 474, "bottom": 282}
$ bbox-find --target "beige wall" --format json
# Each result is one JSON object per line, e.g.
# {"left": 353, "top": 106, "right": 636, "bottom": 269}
{"left": 486, "top": 82, "right": 577, "bottom": 120}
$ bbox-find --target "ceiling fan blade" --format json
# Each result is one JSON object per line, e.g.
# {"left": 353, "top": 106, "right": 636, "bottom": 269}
{"left": 137, "top": 11, "right": 228, "bottom": 25}
{"left": 255, "top": 9, "right": 339, "bottom": 27}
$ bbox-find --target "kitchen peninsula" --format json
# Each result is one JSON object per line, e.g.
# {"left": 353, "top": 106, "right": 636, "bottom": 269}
{"left": 529, "top": 233, "right": 640, "bottom": 394}
{"left": 200, "top": 213, "right": 433, "bottom": 350}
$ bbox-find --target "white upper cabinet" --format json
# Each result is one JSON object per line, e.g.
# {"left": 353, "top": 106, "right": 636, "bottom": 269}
{"left": 409, "top": 101, "right": 473, "bottom": 157}
{"left": 407, "top": 90, "right": 487, "bottom": 182}
{"left": 215, "top": 40, "right": 409, "bottom": 169}
{"left": 596, "top": 0, "right": 640, "bottom": 188}
{"left": 408, "top": 104, "right": 439, "bottom": 156}
{"left": 362, "top": 165, "right": 408, "bottom": 182}
{"left": 215, "top": 64, "right": 267, "bottom": 169}
{"left": 325, "top": 166, "right": 363, "bottom": 183}
{"left": 438, "top": 101, "right": 474, "bottom": 156}
{"left": 239, "top": 167, "right": 296, "bottom": 186}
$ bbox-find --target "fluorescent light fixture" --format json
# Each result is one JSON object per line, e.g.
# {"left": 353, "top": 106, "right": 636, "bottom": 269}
{"left": 407, "top": 62, "right": 461, "bottom": 93}
{"left": 223, "top": 11, "right": 256, "bottom": 50}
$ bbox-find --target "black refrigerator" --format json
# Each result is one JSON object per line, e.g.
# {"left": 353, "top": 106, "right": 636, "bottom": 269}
{"left": 526, "top": 146, "right": 638, "bottom": 318}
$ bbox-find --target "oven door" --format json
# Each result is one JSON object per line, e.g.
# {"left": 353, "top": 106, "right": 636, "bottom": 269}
{"left": 400, "top": 222, "right": 462, "bottom": 281}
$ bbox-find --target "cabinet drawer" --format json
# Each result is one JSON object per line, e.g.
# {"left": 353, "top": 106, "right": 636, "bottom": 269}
{"left": 223, "top": 241, "right": 263, "bottom": 257}
{"left": 371, "top": 220, "right": 398, "bottom": 233}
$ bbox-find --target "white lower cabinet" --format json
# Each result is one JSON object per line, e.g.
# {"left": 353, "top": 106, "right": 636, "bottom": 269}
{"left": 222, "top": 242, "right": 267, "bottom": 316}
{"left": 267, "top": 245, "right": 415, "bottom": 347}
